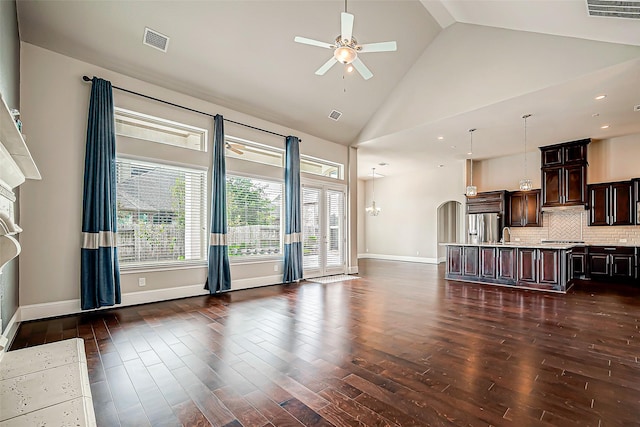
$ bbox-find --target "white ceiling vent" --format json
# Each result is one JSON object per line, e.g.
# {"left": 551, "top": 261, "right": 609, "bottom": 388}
{"left": 328, "top": 110, "right": 342, "bottom": 121}
{"left": 143, "top": 27, "right": 170, "bottom": 52}
{"left": 586, "top": 0, "right": 640, "bottom": 19}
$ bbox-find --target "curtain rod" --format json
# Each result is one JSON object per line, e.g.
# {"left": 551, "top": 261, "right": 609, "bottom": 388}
{"left": 81, "top": 75, "right": 297, "bottom": 141}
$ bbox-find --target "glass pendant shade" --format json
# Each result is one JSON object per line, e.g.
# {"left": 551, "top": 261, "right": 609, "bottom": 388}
{"left": 466, "top": 128, "right": 477, "bottom": 197}
{"left": 520, "top": 114, "right": 532, "bottom": 191}
{"left": 366, "top": 167, "right": 381, "bottom": 216}
{"left": 366, "top": 200, "right": 381, "bottom": 216}
{"left": 334, "top": 46, "right": 357, "bottom": 64}
{"left": 519, "top": 178, "right": 532, "bottom": 191}
{"left": 466, "top": 185, "right": 478, "bottom": 197}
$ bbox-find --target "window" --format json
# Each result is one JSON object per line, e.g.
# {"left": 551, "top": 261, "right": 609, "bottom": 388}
{"left": 224, "top": 137, "right": 284, "bottom": 167}
{"left": 226, "top": 175, "right": 283, "bottom": 259}
{"left": 300, "top": 155, "right": 344, "bottom": 179}
{"left": 115, "top": 107, "right": 207, "bottom": 151}
{"left": 116, "top": 158, "right": 206, "bottom": 266}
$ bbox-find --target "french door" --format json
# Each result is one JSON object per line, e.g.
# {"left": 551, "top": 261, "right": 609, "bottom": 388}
{"left": 301, "top": 182, "right": 346, "bottom": 278}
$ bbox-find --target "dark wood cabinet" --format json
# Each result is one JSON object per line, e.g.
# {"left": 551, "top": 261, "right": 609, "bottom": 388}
{"left": 463, "top": 246, "right": 479, "bottom": 277}
{"left": 539, "top": 249, "right": 560, "bottom": 285}
{"left": 635, "top": 179, "right": 640, "bottom": 225}
{"left": 447, "top": 246, "right": 463, "bottom": 276}
{"left": 517, "top": 248, "right": 561, "bottom": 289}
{"left": 480, "top": 247, "right": 496, "bottom": 279}
{"left": 587, "top": 246, "right": 636, "bottom": 282}
{"left": 466, "top": 191, "right": 506, "bottom": 214}
{"left": 540, "top": 139, "right": 589, "bottom": 208}
{"left": 588, "top": 181, "right": 633, "bottom": 226}
{"left": 571, "top": 246, "right": 587, "bottom": 278}
{"left": 445, "top": 245, "right": 571, "bottom": 292}
{"left": 507, "top": 190, "right": 541, "bottom": 227}
{"left": 517, "top": 248, "right": 537, "bottom": 283}
{"left": 497, "top": 247, "right": 517, "bottom": 283}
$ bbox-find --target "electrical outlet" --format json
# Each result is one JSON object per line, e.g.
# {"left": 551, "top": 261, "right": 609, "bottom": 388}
{"left": 620, "top": 238, "right": 628, "bottom": 243}
{"left": 138, "top": 277, "right": 146, "bottom": 287}
{"left": 274, "top": 264, "right": 279, "bottom": 272}
{"left": 514, "top": 237, "right": 521, "bottom": 242}
{"left": 416, "top": 251, "right": 420, "bottom": 255}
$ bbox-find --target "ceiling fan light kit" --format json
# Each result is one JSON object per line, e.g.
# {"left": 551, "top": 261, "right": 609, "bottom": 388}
{"left": 294, "top": 4, "right": 397, "bottom": 80}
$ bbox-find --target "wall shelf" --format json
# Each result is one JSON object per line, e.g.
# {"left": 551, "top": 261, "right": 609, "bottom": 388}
{"left": 0, "top": 92, "right": 41, "bottom": 189}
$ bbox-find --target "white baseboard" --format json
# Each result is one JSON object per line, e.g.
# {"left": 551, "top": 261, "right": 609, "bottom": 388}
{"left": 348, "top": 266, "right": 359, "bottom": 274}
{"left": 438, "top": 257, "right": 446, "bottom": 264}
{"left": 231, "top": 275, "right": 283, "bottom": 291}
{"left": 0, "top": 308, "right": 21, "bottom": 356}
{"left": 357, "top": 253, "right": 439, "bottom": 264}
{"left": 18, "top": 275, "right": 288, "bottom": 322}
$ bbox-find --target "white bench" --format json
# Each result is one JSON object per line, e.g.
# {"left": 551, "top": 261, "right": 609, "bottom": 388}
{"left": 0, "top": 338, "right": 96, "bottom": 426}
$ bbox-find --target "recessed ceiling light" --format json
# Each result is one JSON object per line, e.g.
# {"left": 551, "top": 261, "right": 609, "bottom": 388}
{"left": 378, "top": 162, "right": 389, "bottom": 166}
{"left": 437, "top": 136, "right": 444, "bottom": 140}
{"left": 438, "top": 164, "right": 444, "bottom": 168}
{"left": 592, "top": 113, "right": 600, "bottom": 117}
{"left": 595, "top": 94, "right": 606, "bottom": 100}
{"left": 450, "top": 145, "right": 456, "bottom": 149}
{"left": 600, "top": 124, "right": 610, "bottom": 129}
{"left": 467, "top": 151, "right": 472, "bottom": 155}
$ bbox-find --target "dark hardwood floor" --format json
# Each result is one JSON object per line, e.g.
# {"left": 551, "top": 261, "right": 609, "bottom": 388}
{"left": 10, "top": 259, "right": 640, "bottom": 426}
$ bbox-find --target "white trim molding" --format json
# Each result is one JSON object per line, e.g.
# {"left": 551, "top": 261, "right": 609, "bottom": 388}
{"left": 19, "top": 284, "right": 209, "bottom": 322}
{"left": 18, "top": 275, "right": 288, "bottom": 322}
{"left": 348, "top": 266, "right": 359, "bottom": 274}
{"left": 357, "top": 253, "right": 439, "bottom": 264}
{"left": 0, "top": 308, "right": 21, "bottom": 359}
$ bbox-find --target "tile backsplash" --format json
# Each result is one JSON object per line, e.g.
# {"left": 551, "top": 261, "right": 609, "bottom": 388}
{"left": 509, "top": 210, "right": 640, "bottom": 245}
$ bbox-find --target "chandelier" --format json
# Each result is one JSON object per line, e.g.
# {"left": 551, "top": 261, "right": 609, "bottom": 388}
{"left": 365, "top": 167, "right": 381, "bottom": 216}
{"left": 519, "top": 114, "right": 533, "bottom": 191}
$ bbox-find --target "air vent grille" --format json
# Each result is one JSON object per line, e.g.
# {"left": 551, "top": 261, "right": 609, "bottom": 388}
{"left": 586, "top": 0, "right": 640, "bottom": 19}
{"left": 328, "top": 110, "right": 342, "bottom": 121}
{"left": 143, "top": 27, "right": 170, "bottom": 52}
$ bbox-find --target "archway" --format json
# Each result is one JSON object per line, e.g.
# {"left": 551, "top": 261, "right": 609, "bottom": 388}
{"left": 437, "top": 200, "right": 462, "bottom": 263}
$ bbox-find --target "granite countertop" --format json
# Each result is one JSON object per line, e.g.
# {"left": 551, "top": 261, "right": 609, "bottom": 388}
{"left": 440, "top": 242, "right": 580, "bottom": 250}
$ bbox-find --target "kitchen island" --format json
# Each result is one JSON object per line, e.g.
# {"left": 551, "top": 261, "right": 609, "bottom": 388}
{"left": 443, "top": 242, "right": 576, "bottom": 293}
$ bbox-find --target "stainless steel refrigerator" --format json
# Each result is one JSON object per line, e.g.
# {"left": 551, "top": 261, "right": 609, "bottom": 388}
{"left": 467, "top": 213, "right": 500, "bottom": 244}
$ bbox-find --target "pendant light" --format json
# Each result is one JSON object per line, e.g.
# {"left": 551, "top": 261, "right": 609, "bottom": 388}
{"left": 365, "top": 167, "right": 381, "bottom": 216}
{"left": 519, "top": 114, "right": 533, "bottom": 191}
{"left": 466, "top": 128, "right": 477, "bottom": 197}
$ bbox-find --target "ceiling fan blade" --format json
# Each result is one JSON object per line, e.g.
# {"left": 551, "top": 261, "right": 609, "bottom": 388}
{"left": 341, "top": 12, "right": 354, "bottom": 42}
{"left": 359, "top": 41, "right": 397, "bottom": 53}
{"left": 351, "top": 57, "right": 373, "bottom": 80}
{"left": 294, "top": 36, "right": 334, "bottom": 49}
{"left": 225, "top": 143, "right": 244, "bottom": 155}
{"left": 315, "top": 57, "right": 338, "bottom": 76}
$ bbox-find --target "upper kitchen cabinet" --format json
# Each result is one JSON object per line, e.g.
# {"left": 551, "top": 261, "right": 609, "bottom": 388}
{"left": 507, "top": 189, "right": 541, "bottom": 227}
{"left": 465, "top": 191, "right": 506, "bottom": 214}
{"left": 588, "top": 181, "right": 634, "bottom": 226}
{"left": 540, "top": 139, "right": 590, "bottom": 208}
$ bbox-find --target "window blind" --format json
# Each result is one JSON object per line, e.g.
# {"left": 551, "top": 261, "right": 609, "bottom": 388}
{"left": 226, "top": 175, "right": 283, "bottom": 258}
{"left": 116, "top": 159, "right": 206, "bottom": 265}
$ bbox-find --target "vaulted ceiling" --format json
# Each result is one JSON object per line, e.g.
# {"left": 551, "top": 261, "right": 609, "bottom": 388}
{"left": 15, "top": 1, "right": 640, "bottom": 178}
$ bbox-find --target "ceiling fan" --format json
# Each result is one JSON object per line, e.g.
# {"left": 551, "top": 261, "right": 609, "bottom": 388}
{"left": 225, "top": 142, "right": 244, "bottom": 155}
{"left": 294, "top": 1, "right": 397, "bottom": 80}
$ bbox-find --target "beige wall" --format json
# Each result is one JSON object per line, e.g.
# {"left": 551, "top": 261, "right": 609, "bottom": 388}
{"left": 0, "top": 0, "right": 20, "bottom": 333}
{"left": 588, "top": 135, "right": 640, "bottom": 184}
{"left": 474, "top": 134, "right": 640, "bottom": 193}
{"left": 474, "top": 151, "right": 543, "bottom": 192}
{"left": 19, "top": 43, "right": 349, "bottom": 307}
{"left": 359, "top": 162, "right": 465, "bottom": 262}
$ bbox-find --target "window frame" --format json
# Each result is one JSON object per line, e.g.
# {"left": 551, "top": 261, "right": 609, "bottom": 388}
{"left": 225, "top": 171, "right": 284, "bottom": 263}
{"left": 114, "top": 107, "right": 208, "bottom": 152}
{"left": 115, "top": 156, "right": 208, "bottom": 271}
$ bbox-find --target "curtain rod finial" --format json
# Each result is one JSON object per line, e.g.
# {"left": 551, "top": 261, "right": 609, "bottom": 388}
{"left": 82, "top": 75, "right": 92, "bottom": 82}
